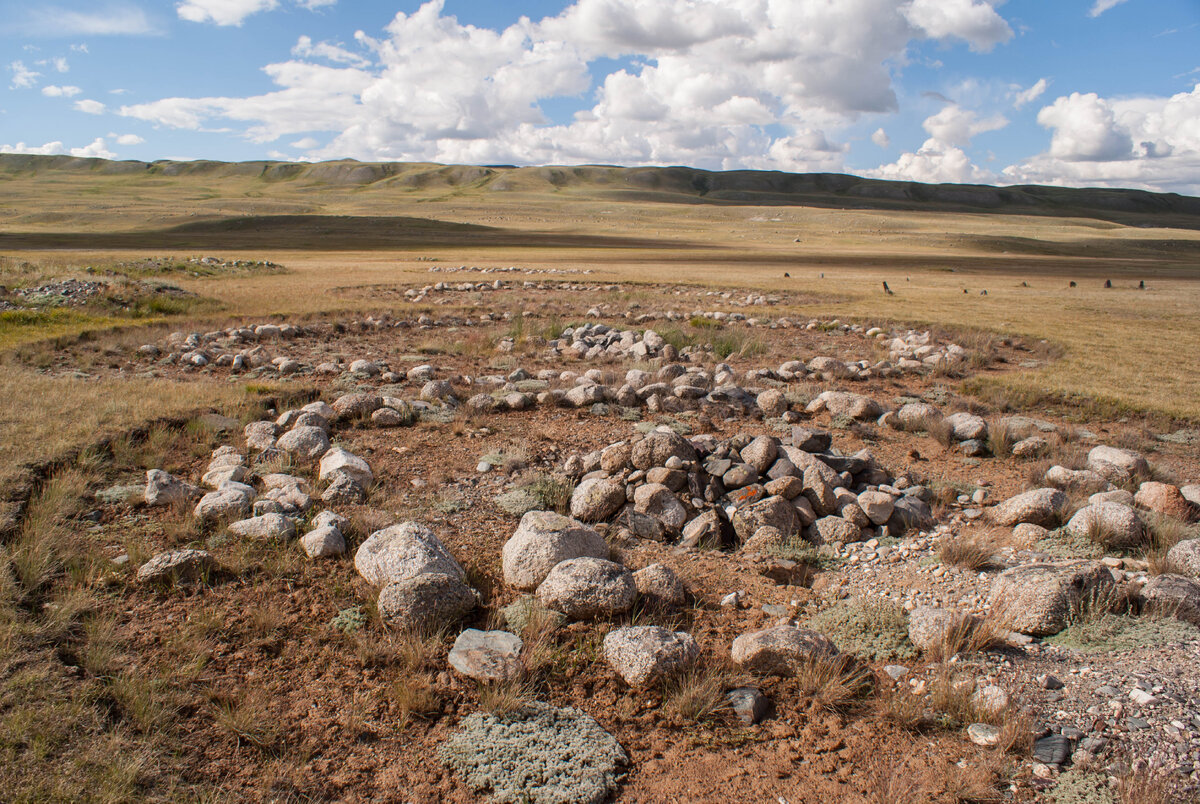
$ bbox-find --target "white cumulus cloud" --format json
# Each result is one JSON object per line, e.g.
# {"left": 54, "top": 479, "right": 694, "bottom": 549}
{"left": 115, "top": 133, "right": 145, "bottom": 145}
{"left": 9, "top": 60, "right": 41, "bottom": 89}
{"left": 871, "top": 128, "right": 891, "bottom": 148}
{"left": 0, "top": 141, "right": 66, "bottom": 155}
{"left": 1013, "top": 78, "right": 1048, "bottom": 109}
{"left": 1004, "top": 84, "right": 1200, "bottom": 194}
{"left": 75, "top": 99, "right": 107, "bottom": 114}
{"left": 126, "top": 0, "right": 1027, "bottom": 172}
{"left": 865, "top": 137, "right": 995, "bottom": 184}
{"left": 19, "top": 5, "right": 158, "bottom": 37}
{"left": 922, "top": 105, "right": 1008, "bottom": 147}
{"left": 70, "top": 138, "right": 116, "bottom": 158}
{"left": 42, "top": 84, "right": 83, "bottom": 97}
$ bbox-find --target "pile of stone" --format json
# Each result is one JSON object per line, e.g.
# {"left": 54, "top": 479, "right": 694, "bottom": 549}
{"left": 561, "top": 425, "right": 934, "bottom": 552}
{"left": 138, "top": 323, "right": 307, "bottom": 371}
{"left": 884, "top": 329, "right": 969, "bottom": 369}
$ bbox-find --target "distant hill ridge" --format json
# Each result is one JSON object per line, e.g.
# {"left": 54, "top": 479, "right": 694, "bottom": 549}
{"left": 3, "top": 153, "right": 1199, "bottom": 224}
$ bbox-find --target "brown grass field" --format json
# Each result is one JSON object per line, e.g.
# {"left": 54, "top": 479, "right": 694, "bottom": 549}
{"left": 2, "top": 159, "right": 1199, "bottom": 495}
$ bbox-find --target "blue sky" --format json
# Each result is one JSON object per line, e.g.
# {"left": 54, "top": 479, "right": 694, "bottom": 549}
{"left": 2, "top": 0, "right": 1199, "bottom": 193}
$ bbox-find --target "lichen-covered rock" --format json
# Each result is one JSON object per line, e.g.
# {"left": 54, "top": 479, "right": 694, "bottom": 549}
{"left": 632, "top": 483, "right": 688, "bottom": 531}
{"left": 811, "top": 515, "right": 861, "bottom": 544}
{"left": 570, "top": 477, "right": 626, "bottom": 523}
{"left": 227, "top": 513, "right": 296, "bottom": 541}
{"left": 1045, "top": 465, "right": 1113, "bottom": 493}
{"left": 1135, "top": 482, "right": 1197, "bottom": 522}
{"left": 535, "top": 557, "right": 636, "bottom": 620}
{"left": 448, "top": 629, "right": 524, "bottom": 683}
{"left": 756, "top": 389, "right": 787, "bottom": 418}
{"left": 1087, "top": 445, "right": 1149, "bottom": 482}
{"left": 331, "top": 392, "right": 383, "bottom": 420}
{"left": 855, "top": 490, "right": 894, "bottom": 525}
{"left": 680, "top": 510, "right": 724, "bottom": 548}
{"left": 440, "top": 702, "right": 628, "bottom": 804}
{"left": 301, "top": 525, "right": 346, "bottom": 558}
{"left": 989, "top": 561, "right": 1115, "bottom": 636}
{"left": 630, "top": 431, "right": 696, "bottom": 470}
{"left": 632, "top": 563, "right": 686, "bottom": 607}
{"left": 1065, "top": 502, "right": 1145, "bottom": 549}
{"left": 144, "top": 469, "right": 200, "bottom": 507}
{"left": 945, "top": 412, "right": 987, "bottom": 441}
{"left": 603, "top": 626, "right": 699, "bottom": 686}
{"left": 1166, "top": 539, "right": 1200, "bottom": 578}
{"left": 806, "top": 391, "right": 882, "bottom": 421}
{"left": 275, "top": 425, "right": 330, "bottom": 461}
{"left": 355, "top": 522, "right": 464, "bottom": 587}
{"left": 740, "top": 436, "right": 779, "bottom": 474}
{"left": 732, "top": 495, "right": 798, "bottom": 542}
{"left": 1140, "top": 574, "right": 1200, "bottom": 626}
{"left": 193, "top": 484, "right": 254, "bottom": 523}
{"left": 988, "top": 488, "right": 1070, "bottom": 527}
{"left": 136, "top": 549, "right": 218, "bottom": 584}
{"left": 377, "top": 573, "right": 477, "bottom": 632}
{"left": 243, "top": 420, "right": 279, "bottom": 451}
{"left": 1011, "top": 436, "right": 1049, "bottom": 458}
{"left": 502, "top": 511, "right": 609, "bottom": 591}
{"left": 731, "top": 625, "right": 838, "bottom": 676}
{"left": 319, "top": 447, "right": 373, "bottom": 487}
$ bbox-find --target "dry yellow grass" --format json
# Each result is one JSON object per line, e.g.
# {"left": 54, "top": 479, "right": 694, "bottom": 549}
{"left": 1, "top": 161, "right": 1198, "bottom": 501}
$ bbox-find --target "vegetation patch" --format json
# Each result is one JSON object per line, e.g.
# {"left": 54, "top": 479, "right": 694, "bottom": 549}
{"left": 806, "top": 598, "right": 917, "bottom": 661}
{"left": 1045, "top": 613, "right": 1200, "bottom": 654}
{"left": 441, "top": 701, "right": 628, "bottom": 804}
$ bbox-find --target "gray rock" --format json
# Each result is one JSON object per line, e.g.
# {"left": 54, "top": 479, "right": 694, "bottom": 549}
{"left": 1166, "top": 539, "right": 1200, "bottom": 578}
{"left": 632, "top": 563, "right": 686, "bottom": 607}
{"left": 790, "top": 426, "right": 832, "bottom": 452}
{"left": 319, "top": 447, "right": 373, "bottom": 487}
{"left": 136, "top": 549, "right": 218, "bottom": 584}
{"left": 321, "top": 473, "right": 366, "bottom": 504}
{"left": 377, "top": 573, "right": 477, "bottom": 632}
{"left": 732, "top": 495, "right": 798, "bottom": 542}
{"left": 945, "top": 412, "right": 988, "bottom": 441}
{"left": 855, "top": 490, "right": 895, "bottom": 525}
{"left": 1140, "top": 574, "right": 1200, "bottom": 626}
{"left": 275, "top": 425, "right": 330, "bottom": 461}
{"left": 502, "top": 511, "right": 609, "bottom": 591}
{"left": 193, "top": 485, "right": 253, "bottom": 523}
{"left": 811, "top": 515, "right": 861, "bottom": 544}
{"left": 535, "top": 557, "right": 636, "bottom": 620}
{"left": 731, "top": 625, "right": 838, "bottom": 676}
{"left": 602, "top": 625, "right": 699, "bottom": 686}
{"left": 1066, "top": 502, "right": 1144, "bottom": 549}
{"left": 757, "top": 389, "right": 787, "bottom": 418}
{"left": 243, "top": 420, "right": 279, "bottom": 451}
{"left": 680, "top": 510, "right": 724, "bottom": 548}
{"left": 988, "top": 488, "right": 1070, "bottom": 527}
{"left": 989, "top": 561, "right": 1115, "bottom": 636}
{"left": 448, "top": 629, "right": 524, "bottom": 682}
{"left": 570, "top": 477, "right": 626, "bottom": 523}
{"left": 144, "top": 469, "right": 200, "bottom": 507}
{"left": 1045, "top": 465, "right": 1113, "bottom": 493}
{"left": 968, "top": 723, "right": 1001, "bottom": 747}
{"left": 907, "top": 606, "right": 970, "bottom": 652}
{"left": 741, "top": 436, "right": 778, "bottom": 474}
{"left": 896, "top": 402, "right": 942, "bottom": 431}
{"left": 726, "top": 687, "right": 770, "bottom": 724}
{"left": 1087, "top": 445, "right": 1149, "bottom": 482}
{"left": 630, "top": 431, "right": 697, "bottom": 470}
{"left": 354, "top": 522, "right": 464, "bottom": 587}
{"left": 633, "top": 483, "right": 688, "bottom": 531}
{"left": 227, "top": 513, "right": 296, "bottom": 541}
{"left": 301, "top": 525, "right": 345, "bottom": 558}
{"left": 331, "top": 392, "right": 383, "bottom": 419}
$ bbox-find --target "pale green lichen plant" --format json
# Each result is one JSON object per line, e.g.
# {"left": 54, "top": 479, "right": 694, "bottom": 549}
{"left": 1049, "top": 768, "right": 1115, "bottom": 804}
{"left": 441, "top": 702, "right": 628, "bottom": 804}
{"left": 806, "top": 598, "right": 918, "bottom": 661}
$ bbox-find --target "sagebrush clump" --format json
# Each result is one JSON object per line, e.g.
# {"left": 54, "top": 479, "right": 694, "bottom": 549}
{"left": 806, "top": 598, "right": 917, "bottom": 661}
{"left": 441, "top": 702, "right": 628, "bottom": 804}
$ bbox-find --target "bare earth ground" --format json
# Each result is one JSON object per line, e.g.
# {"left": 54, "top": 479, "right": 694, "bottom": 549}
{"left": 2, "top": 168, "right": 1200, "bottom": 803}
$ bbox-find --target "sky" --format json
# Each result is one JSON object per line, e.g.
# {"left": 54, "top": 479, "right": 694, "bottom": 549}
{"left": 2, "top": 0, "right": 1199, "bottom": 194}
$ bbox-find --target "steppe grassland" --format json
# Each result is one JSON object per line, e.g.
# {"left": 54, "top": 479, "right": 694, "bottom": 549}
{"left": 2, "top": 175, "right": 1199, "bottom": 495}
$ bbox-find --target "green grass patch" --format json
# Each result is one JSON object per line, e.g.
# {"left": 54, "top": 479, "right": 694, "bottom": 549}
{"left": 1045, "top": 613, "right": 1200, "bottom": 654}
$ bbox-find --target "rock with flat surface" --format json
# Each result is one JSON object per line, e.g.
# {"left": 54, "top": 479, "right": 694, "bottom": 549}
{"left": 448, "top": 629, "right": 524, "bottom": 682}
{"left": 136, "top": 549, "right": 218, "bottom": 584}
{"left": 276, "top": 425, "right": 330, "bottom": 461}
{"left": 319, "top": 447, "right": 373, "bottom": 487}
{"left": 194, "top": 485, "right": 254, "bottom": 523}
{"left": 1087, "top": 445, "right": 1149, "bottom": 483}
{"left": 502, "top": 511, "right": 609, "bottom": 591}
{"left": 633, "top": 483, "right": 688, "bottom": 531}
{"left": 989, "top": 561, "right": 1115, "bottom": 636}
{"left": 228, "top": 513, "right": 296, "bottom": 541}
{"left": 731, "top": 625, "right": 838, "bottom": 676}
{"left": 1135, "top": 482, "right": 1197, "bottom": 522}
{"left": 354, "top": 522, "right": 464, "bottom": 587}
{"left": 630, "top": 431, "right": 696, "bottom": 469}
{"left": 945, "top": 412, "right": 987, "bottom": 441}
{"left": 988, "top": 488, "right": 1069, "bottom": 527}
{"left": 1140, "top": 574, "right": 1200, "bottom": 626}
{"left": 633, "top": 563, "right": 686, "bottom": 607}
{"left": 732, "top": 495, "right": 798, "bottom": 542}
{"left": 603, "top": 626, "right": 699, "bottom": 686}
